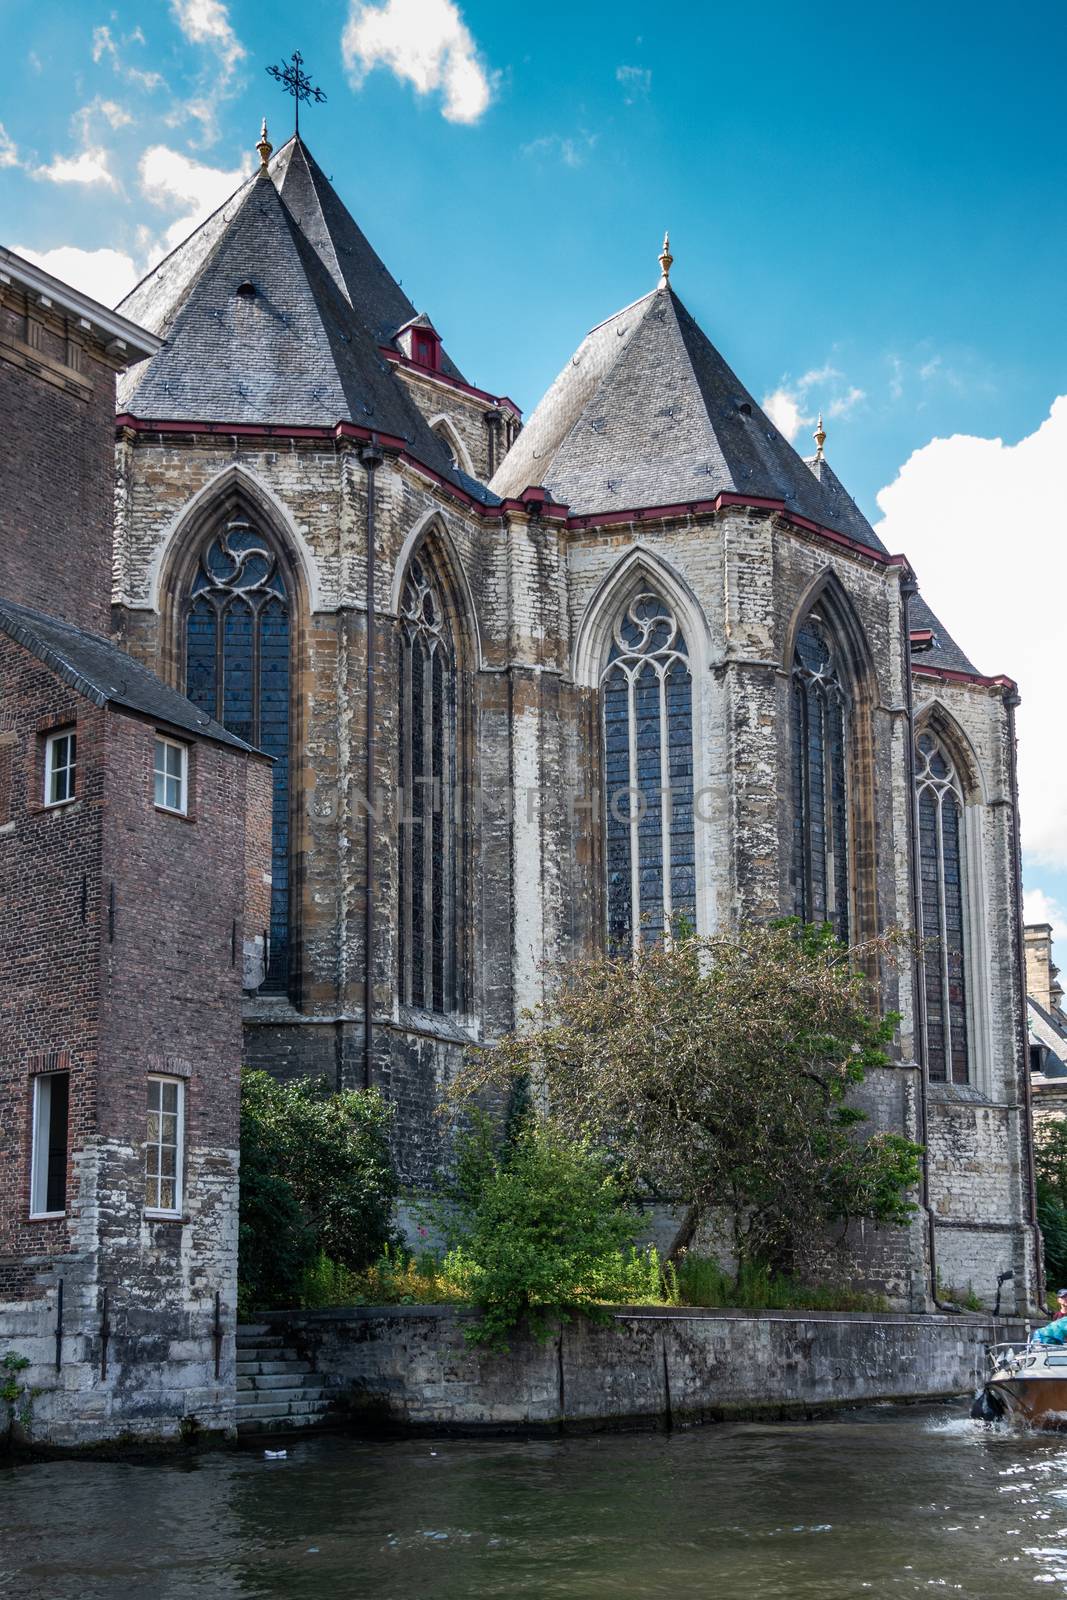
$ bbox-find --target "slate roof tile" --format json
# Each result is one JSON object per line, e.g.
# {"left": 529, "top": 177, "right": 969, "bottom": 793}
{"left": 0, "top": 598, "right": 257, "bottom": 753}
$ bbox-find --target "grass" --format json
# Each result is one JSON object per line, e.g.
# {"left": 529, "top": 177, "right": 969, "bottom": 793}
{"left": 294, "top": 1247, "right": 887, "bottom": 1316}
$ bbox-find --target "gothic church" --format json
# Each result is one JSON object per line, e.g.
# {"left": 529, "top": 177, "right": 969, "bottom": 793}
{"left": 109, "top": 125, "right": 1040, "bottom": 1313}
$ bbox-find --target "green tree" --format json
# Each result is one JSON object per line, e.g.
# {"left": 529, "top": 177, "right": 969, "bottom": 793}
{"left": 1034, "top": 1118, "right": 1067, "bottom": 1289}
{"left": 449, "top": 922, "right": 922, "bottom": 1280}
{"left": 439, "top": 1115, "right": 641, "bottom": 1348}
{"left": 239, "top": 1071, "right": 400, "bottom": 1310}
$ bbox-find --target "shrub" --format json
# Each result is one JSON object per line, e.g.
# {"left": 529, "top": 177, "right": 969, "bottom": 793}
{"left": 238, "top": 1071, "right": 400, "bottom": 1311}
{"left": 438, "top": 1117, "right": 640, "bottom": 1349}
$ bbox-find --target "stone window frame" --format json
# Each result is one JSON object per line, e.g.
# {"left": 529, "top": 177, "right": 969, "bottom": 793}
{"left": 144, "top": 1074, "right": 186, "bottom": 1219}
{"left": 160, "top": 484, "right": 308, "bottom": 1002}
{"left": 571, "top": 547, "right": 714, "bottom": 952}
{"left": 912, "top": 704, "right": 993, "bottom": 1096}
{"left": 782, "top": 568, "right": 880, "bottom": 951}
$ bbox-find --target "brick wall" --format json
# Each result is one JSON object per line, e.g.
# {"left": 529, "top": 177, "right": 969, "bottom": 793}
{"left": 0, "top": 294, "right": 117, "bottom": 634}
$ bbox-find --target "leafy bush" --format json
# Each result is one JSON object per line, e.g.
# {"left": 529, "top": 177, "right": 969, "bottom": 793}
{"left": 437, "top": 1117, "right": 641, "bottom": 1348}
{"left": 675, "top": 1255, "right": 888, "bottom": 1313}
{"left": 448, "top": 921, "right": 923, "bottom": 1279}
{"left": 1035, "top": 1119, "right": 1067, "bottom": 1289}
{"left": 238, "top": 1071, "right": 400, "bottom": 1312}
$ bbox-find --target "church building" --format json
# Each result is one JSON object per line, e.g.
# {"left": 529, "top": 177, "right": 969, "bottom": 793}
{"left": 106, "top": 123, "right": 1040, "bottom": 1315}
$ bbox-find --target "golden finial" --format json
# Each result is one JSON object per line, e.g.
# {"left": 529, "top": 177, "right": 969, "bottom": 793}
{"left": 813, "top": 412, "right": 827, "bottom": 460}
{"left": 658, "top": 230, "right": 673, "bottom": 287}
{"left": 256, "top": 118, "right": 273, "bottom": 172}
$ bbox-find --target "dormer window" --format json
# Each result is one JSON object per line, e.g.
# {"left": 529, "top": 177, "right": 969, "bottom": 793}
{"left": 412, "top": 329, "right": 439, "bottom": 370}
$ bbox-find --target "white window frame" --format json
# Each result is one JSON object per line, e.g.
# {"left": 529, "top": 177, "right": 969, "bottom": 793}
{"left": 153, "top": 736, "right": 188, "bottom": 815}
{"left": 29, "top": 1072, "right": 69, "bottom": 1219}
{"left": 145, "top": 1075, "right": 185, "bottom": 1217}
{"left": 43, "top": 728, "right": 76, "bottom": 807}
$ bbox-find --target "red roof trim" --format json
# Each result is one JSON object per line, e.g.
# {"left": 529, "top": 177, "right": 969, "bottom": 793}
{"left": 912, "top": 663, "right": 1018, "bottom": 692}
{"left": 381, "top": 348, "right": 521, "bottom": 417}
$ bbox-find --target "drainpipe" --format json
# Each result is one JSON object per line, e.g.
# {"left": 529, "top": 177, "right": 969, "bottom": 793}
{"left": 362, "top": 438, "right": 383, "bottom": 1090}
{"left": 1005, "top": 685, "right": 1044, "bottom": 1310}
{"left": 899, "top": 572, "right": 940, "bottom": 1309}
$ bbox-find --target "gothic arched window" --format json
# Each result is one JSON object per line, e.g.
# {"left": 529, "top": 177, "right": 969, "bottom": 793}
{"left": 791, "top": 614, "right": 850, "bottom": 941}
{"left": 398, "top": 553, "right": 456, "bottom": 1013}
{"left": 602, "top": 592, "right": 696, "bottom": 956}
{"left": 916, "top": 730, "right": 969, "bottom": 1083}
{"left": 184, "top": 516, "right": 291, "bottom": 987}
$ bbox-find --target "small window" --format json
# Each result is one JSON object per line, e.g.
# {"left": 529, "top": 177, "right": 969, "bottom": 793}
{"left": 1031, "top": 1044, "right": 1046, "bottom": 1075}
{"left": 154, "top": 737, "right": 187, "bottom": 814}
{"left": 145, "top": 1076, "right": 184, "bottom": 1215}
{"left": 30, "top": 1072, "right": 70, "bottom": 1217}
{"left": 44, "top": 729, "right": 76, "bottom": 806}
{"left": 413, "top": 330, "right": 438, "bottom": 369}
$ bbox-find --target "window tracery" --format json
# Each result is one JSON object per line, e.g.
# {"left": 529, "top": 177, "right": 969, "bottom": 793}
{"left": 602, "top": 591, "right": 696, "bottom": 955}
{"left": 398, "top": 553, "right": 456, "bottom": 1013}
{"left": 184, "top": 515, "right": 291, "bottom": 987}
{"left": 791, "top": 614, "right": 850, "bottom": 941}
{"left": 916, "top": 730, "right": 969, "bottom": 1083}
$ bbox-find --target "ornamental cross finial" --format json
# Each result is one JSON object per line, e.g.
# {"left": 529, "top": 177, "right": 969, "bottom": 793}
{"left": 266, "top": 50, "right": 327, "bottom": 137}
{"left": 814, "top": 412, "right": 827, "bottom": 460}
{"left": 658, "top": 230, "right": 673, "bottom": 286}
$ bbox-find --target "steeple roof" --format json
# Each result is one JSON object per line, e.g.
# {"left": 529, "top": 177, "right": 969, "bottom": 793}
{"left": 267, "top": 137, "right": 465, "bottom": 382}
{"left": 116, "top": 159, "right": 491, "bottom": 498}
{"left": 490, "top": 284, "right": 887, "bottom": 552}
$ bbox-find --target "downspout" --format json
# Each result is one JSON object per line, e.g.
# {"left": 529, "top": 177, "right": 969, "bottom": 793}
{"left": 362, "top": 439, "right": 383, "bottom": 1089}
{"left": 899, "top": 571, "right": 941, "bottom": 1308}
{"left": 1006, "top": 686, "right": 1044, "bottom": 1309}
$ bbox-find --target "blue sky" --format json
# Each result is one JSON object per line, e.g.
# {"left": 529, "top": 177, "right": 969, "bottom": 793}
{"left": 2, "top": 0, "right": 1065, "bottom": 963}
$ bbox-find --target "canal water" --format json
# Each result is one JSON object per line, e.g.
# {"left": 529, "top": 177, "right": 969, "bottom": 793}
{"left": 7, "top": 1404, "right": 1067, "bottom": 1598}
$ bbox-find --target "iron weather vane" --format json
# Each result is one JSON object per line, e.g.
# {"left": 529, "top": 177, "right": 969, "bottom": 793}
{"left": 266, "top": 50, "right": 327, "bottom": 137}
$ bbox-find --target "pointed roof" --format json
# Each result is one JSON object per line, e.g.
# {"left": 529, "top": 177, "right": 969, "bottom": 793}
{"left": 267, "top": 137, "right": 465, "bottom": 380}
{"left": 908, "top": 591, "right": 981, "bottom": 675}
{"left": 489, "top": 284, "right": 887, "bottom": 551}
{"left": 115, "top": 166, "right": 490, "bottom": 497}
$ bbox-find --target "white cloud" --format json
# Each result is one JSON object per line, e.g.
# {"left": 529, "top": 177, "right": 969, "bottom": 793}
{"left": 521, "top": 130, "right": 598, "bottom": 168}
{"left": 34, "top": 147, "right": 119, "bottom": 189}
{"left": 764, "top": 363, "right": 863, "bottom": 442}
{"left": 616, "top": 64, "right": 651, "bottom": 103}
{"left": 92, "top": 25, "right": 117, "bottom": 64}
{"left": 1025, "top": 888, "right": 1067, "bottom": 945}
{"left": 74, "top": 98, "right": 134, "bottom": 140}
{"left": 828, "top": 385, "right": 865, "bottom": 419}
{"left": 0, "top": 123, "right": 19, "bottom": 169}
{"left": 168, "top": 0, "right": 245, "bottom": 77}
{"left": 11, "top": 244, "right": 139, "bottom": 308}
{"left": 763, "top": 387, "right": 813, "bottom": 443}
{"left": 342, "top": 0, "right": 494, "bottom": 124}
{"left": 875, "top": 396, "right": 1067, "bottom": 870}
{"left": 139, "top": 144, "right": 244, "bottom": 215}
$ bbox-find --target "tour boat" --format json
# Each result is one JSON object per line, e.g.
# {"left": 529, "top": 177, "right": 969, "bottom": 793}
{"left": 971, "top": 1342, "right": 1067, "bottom": 1428}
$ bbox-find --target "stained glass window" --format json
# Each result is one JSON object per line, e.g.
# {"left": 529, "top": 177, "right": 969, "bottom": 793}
{"left": 916, "top": 731, "right": 969, "bottom": 1084}
{"left": 398, "top": 555, "right": 456, "bottom": 1012}
{"left": 184, "top": 516, "right": 291, "bottom": 987}
{"left": 602, "top": 592, "right": 696, "bottom": 955}
{"left": 791, "top": 615, "right": 850, "bottom": 941}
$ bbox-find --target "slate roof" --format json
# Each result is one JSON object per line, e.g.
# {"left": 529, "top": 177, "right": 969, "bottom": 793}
{"left": 1030, "top": 996, "right": 1067, "bottom": 1078}
{"left": 268, "top": 137, "right": 466, "bottom": 382}
{"left": 0, "top": 597, "right": 257, "bottom": 753}
{"left": 489, "top": 284, "right": 887, "bottom": 550}
{"left": 908, "top": 591, "right": 981, "bottom": 675}
{"left": 115, "top": 154, "right": 496, "bottom": 503}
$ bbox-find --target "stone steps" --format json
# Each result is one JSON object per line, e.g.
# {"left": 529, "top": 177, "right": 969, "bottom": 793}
{"left": 235, "top": 1325, "right": 333, "bottom": 1435}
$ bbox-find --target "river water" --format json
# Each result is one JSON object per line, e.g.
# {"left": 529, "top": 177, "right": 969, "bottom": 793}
{"left": 7, "top": 1405, "right": 1067, "bottom": 1598}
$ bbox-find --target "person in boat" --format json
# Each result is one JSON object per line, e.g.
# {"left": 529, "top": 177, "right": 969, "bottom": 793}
{"left": 1032, "top": 1288, "right": 1067, "bottom": 1345}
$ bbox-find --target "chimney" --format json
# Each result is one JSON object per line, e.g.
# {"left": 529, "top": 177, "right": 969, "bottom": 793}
{"left": 1026, "top": 923, "right": 1065, "bottom": 1019}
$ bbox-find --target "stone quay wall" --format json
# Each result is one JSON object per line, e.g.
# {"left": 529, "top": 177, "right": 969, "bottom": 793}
{"left": 260, "top": 1305, "right": 1030, "bottom": 1433}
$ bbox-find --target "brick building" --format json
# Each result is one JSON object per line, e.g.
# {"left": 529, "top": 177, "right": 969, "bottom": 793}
{"left": 98, "top": 124, "right": 1041, "bottom": 1317}
{"left": 0, "top": 247, "right": 272, "bottom": 1444}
